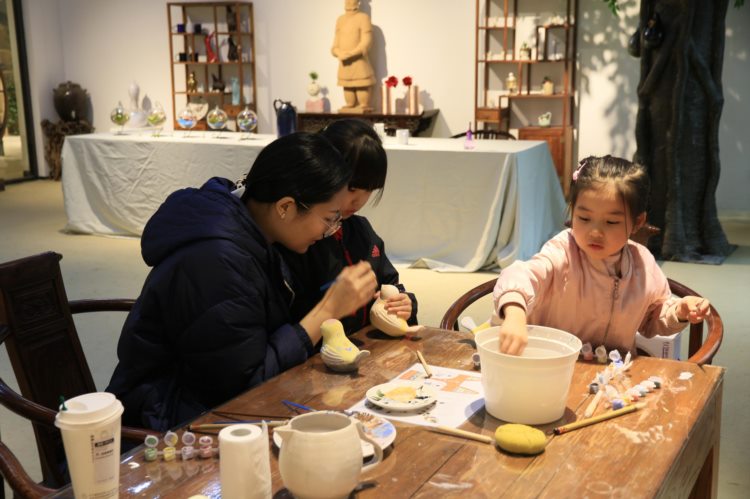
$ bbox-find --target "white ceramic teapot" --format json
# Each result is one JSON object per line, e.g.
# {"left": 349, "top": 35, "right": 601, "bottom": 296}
{"left": 538, "top": 111, "right": 552, "bottom": 127}
{"left": 276, "top": 411, "right": 383, "bottom": 499}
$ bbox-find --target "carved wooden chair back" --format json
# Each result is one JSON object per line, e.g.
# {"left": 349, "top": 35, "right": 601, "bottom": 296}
{"left": 0, "top": 251, "right": 148, "bottom": 488}
{"left": 0, "top": 437, "right": 56, "bottom": 498}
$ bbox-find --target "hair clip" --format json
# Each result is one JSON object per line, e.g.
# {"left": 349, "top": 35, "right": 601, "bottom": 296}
{"left": 572, "top": 159, "right": 588, "bottom": 181}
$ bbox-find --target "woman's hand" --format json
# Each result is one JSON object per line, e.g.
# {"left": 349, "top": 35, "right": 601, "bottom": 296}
{"left": 676, "top": 296, "right": 711, "bottom": 323}
{"left": 384, "top": 292, "right": 412, "bottom": 320}
{"left": 499, "top": 304, "right": 528, "bottom": 356}
{"left": 324, "top": 261, "right": 377, "bottom": 318}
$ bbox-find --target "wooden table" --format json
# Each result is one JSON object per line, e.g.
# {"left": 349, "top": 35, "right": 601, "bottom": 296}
{"left": 50, "top": 328, "right": 724, "bottom": 498}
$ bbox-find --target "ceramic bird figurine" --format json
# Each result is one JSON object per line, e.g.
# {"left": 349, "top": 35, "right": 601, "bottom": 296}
{"left": 320, "top": 319, "right": 370, "bottom": 372}
{"left": 370, "top": 284, "right": 423, "bottom": 337}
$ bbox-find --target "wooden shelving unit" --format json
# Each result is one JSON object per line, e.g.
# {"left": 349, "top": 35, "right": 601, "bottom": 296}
{"left": 167, "top": 2, "right": 257, "bottom": 130}
{"left": 474, "top": 0, "right": 577, "bottom": 190}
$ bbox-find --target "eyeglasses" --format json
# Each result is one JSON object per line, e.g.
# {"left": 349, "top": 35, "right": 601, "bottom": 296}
{"left": 298, "top": 202, "right": 342, "bottom": 237}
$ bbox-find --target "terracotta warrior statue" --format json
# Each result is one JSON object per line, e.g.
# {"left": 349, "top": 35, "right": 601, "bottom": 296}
{"left": 331, "top": 0, "right": 375, "bottom": 113}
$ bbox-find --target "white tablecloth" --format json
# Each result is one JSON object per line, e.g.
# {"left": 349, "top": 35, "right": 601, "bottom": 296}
{"left": 62, "top": 132, "right": 565, "bottom": 271}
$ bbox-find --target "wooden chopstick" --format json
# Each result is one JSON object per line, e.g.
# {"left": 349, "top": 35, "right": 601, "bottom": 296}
{"left": 428, "top": 425, "right": 493, "bottom": 444}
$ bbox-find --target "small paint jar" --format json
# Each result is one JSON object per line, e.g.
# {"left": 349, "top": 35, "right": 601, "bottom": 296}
{"left": 472, "top": 352, "right": 481, "bottom": 370}
{"left": 581, "top": 342, "right": 594, "bottom": 361}
{"left": 588, "top": 382, "right": 599, "bottom": 394}
{"left": 182, "top": 431, "right": 196, "bottom": 447}
{"left": 143, "top": 434, "right": 159, "bottom": 462}
{"left": 198, "top": 435, "right": 213, "bottom": 447}
{"left": 163, "top": 446, "right": 177, "bottom": 462}
{"left": 642, "top": 380, "right": 656, "bottom": 390}
{"left": 648, "top": 376, "right": 663, "bottom": 388}
{"left": 181, "top": 446, "right": 195, "bottom": 461}
{"left": 608, "top": 349, "right": 622, "bottom": 363}
{"left": 199, "top": 446, "right": 213, "bottom": 459}
{"left": 144, "top": 447, "right": 158, "bottom": 462}
{"left": 611, "top": 399, "right": 625, "bottom": 410}
{"left": 595, "top": 345, "right": 608, "bottom": 364}
{"left": 164, "top": 431, "right": 179, "bottom": 448}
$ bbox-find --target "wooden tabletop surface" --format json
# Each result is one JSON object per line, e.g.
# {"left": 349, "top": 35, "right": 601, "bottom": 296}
{"left": 50, "top": 326, "right": 724, "bottom": 498}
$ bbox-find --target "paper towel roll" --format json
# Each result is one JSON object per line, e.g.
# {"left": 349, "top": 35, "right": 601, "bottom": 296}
{"left": 219, "top": 423, "right": 271, "bottom": 499}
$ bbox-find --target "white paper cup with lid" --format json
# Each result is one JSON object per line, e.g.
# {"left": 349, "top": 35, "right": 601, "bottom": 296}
{"left": 55, "top": 392, "right": 124, "bottom": 499}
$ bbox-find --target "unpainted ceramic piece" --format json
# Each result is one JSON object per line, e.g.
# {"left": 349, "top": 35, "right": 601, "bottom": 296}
{"left": 370, "top": 285, "right": 423, "bottom": 337}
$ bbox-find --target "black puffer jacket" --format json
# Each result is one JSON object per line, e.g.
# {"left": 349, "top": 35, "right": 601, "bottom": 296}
{"left": 107, "top": 178, "right": 313, "bottom": 431}
{"left": 281, "top": 215, "right": 418, "bottom": 334}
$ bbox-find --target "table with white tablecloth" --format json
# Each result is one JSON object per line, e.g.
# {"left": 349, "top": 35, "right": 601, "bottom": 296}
{"left": 62, "top": 132, "right": 565, "bottom": 271}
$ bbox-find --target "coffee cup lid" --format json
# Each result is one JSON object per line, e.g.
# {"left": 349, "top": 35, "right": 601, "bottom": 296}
{"left": 55, "top": 392, "right": 124, "bottom": 428}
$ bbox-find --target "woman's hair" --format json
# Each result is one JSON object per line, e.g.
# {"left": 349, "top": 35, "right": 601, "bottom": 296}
{"left": 241, "top": 132, "right": 350, "bottom": 208}
{"left": 568, "top": 155, "right": 650, "bottom": 221}
{"left": 320, "top": 118, "right": 387, "bottom": 203}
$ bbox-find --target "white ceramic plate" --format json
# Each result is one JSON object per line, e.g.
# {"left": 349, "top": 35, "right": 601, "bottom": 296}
{"left": 272, "top": 411, "right": 396, "bottom": 458}
{"left": 365, "top": 380, "right": 437, "bottom": 411}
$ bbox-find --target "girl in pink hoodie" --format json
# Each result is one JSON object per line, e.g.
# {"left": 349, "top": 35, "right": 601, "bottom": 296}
{"left": 493, "top": 155, "right": 711, "bottom": 356}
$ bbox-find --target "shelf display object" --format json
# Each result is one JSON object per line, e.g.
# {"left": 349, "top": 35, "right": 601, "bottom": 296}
{"left": 167, "top": 2, "right": 257, "bottom": 131}
{"left": 474, "top": 0, "right": 577, "bottom": 191}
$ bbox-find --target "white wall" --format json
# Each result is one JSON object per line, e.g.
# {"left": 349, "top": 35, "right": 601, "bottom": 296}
{"left": 22, "top": 0, "right": 749, "bottom": 215}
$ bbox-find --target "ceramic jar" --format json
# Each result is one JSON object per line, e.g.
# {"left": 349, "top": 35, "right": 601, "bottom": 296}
{"left": 542, "top": 79, "right": 554, "bottom": 95}
{"left": 276, "top": 411, "right": 382, "bottom": 499}
{"left": 53, "top": 81, "right": 88, "bottom": 122}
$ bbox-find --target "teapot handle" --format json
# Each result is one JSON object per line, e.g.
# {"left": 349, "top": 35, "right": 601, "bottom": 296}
{"left": 273, "top": 99, "right": 282, "bottom": 111}
{"left": 355, "top": 421, "right": 383, "bottom": 473}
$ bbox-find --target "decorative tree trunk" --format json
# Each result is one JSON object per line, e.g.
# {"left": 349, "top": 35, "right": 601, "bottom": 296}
{"left": 633, "top": 0, "right": 735, "bottom": 263}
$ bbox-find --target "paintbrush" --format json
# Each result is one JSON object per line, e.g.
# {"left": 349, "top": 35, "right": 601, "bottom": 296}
{"left": 188, "top": 420, "right": 288, "bottom": 431}
{"left": 416, "top": 350, "right": 433, "bottom": 378}
{"left": 553, "top": 402, "right": 646, "bottom": 435}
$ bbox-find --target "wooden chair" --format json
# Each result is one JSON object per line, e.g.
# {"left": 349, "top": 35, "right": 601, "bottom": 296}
{"left": 0, "top": 438, "right": 56, "bottom": 498}
{"left": 451, "top": 128, "right": 517, "bottom": 140}
{"left": 0, "top": 252, "right": 153, "bottom": 488}
{"left": 440, "top": 277, "right": 723, "bottom": 366}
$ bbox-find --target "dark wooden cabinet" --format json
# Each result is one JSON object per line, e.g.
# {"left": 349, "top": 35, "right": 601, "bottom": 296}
{"left": 474, "top": 0, "right": 577, "bottom": 189}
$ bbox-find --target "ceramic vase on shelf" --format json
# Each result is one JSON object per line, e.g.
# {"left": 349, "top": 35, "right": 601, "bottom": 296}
{"left": 542, "top": 78, "right": 554, "bottom": 96}
{"left": 505, "top": 72, "right": 518, "bottom": 94}
{"left": 231, "top": 77, "right": 240, "bottom": 105}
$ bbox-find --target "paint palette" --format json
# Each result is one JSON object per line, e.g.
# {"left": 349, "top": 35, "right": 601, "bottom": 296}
{"left": 366, "top": 380, "right": 437, "bottom": 411}
{"left": 272, "top": 411, "right": 396, "bottom": 458}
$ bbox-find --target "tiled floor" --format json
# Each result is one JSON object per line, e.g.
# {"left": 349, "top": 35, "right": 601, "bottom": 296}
{"left": 1, "top": 180, "right": 748, "bottom": 497}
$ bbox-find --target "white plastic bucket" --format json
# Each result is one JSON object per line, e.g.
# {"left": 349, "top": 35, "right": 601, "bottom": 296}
{"left": 476, "top": 325, "right": 582, "bottom": 424}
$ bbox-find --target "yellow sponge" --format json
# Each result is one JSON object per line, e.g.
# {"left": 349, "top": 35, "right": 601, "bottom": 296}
{"left": 494, "top": 423, "right": 547, "bottom": 455}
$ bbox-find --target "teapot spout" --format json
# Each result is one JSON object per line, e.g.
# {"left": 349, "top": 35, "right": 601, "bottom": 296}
{"left": 274, "top": 424, "right": 294, "bottom": 444}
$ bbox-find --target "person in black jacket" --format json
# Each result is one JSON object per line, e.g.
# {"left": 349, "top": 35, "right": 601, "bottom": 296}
{"left": 282, "top": 119, "right": 418, "bottom": 334}
{"left": 107, "top": 133, "right": 377, "bottom": 431}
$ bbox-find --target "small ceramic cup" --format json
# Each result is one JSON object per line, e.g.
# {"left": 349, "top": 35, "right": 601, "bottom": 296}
{"left": 176, "top": 24, "right": 185, "bottom": 33}
{"left": 396, "top": 129, "right": 410, "bottom": 145}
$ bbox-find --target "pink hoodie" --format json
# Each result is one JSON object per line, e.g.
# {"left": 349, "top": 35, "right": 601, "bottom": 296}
{"left": 493, "top": 229, "right": 686, "bottom": 354}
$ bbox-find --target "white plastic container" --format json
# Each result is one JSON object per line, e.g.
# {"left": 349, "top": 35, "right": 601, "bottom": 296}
{"left": 476, "top": 325, "right": 582, "bottom": 424}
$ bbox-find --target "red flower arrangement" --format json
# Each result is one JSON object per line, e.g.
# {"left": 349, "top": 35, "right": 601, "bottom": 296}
{"left": 385, "top": 75, "right": 399, "bottom": 88}
{"left": 402, "top": 76, "right": 413, "bottom": 87}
